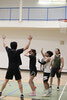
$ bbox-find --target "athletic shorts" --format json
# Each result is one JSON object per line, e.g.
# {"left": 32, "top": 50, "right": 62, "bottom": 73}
{"left": 5, "top": 68, "right": 21, "bottom": 80}
{"left": 51, "top": 68, "right": 61, "bottom": 78}
{"left": 43, "top": 72, "right": 50, "bottom": 82}
{"left": 30, "top": 70, "right": 37, "bottom": 77}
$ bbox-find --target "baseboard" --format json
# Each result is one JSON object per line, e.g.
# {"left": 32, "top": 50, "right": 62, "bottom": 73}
{"left": 0, "top": 68, "right": 42, "bottom": 72}
{"left": 0, "top": 68, "right": 67, "bottom": 74}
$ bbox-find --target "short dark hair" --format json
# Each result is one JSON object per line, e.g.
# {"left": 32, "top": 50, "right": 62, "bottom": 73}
{"left": 10, "top": 42, "right": 17, "bottom": 50}
{"left": 31, "top": 49, "right": 36, "bottom": 56}
{"left": 47, "top": 51, "right": 53, "bottom": 57}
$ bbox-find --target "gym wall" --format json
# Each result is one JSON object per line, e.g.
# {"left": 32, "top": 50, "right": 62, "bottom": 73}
{"left": 0, "top": 28, "right": 67, "bottom": 72}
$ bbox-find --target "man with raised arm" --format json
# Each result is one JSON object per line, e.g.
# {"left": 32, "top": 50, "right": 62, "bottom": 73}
{"left": 0, "top": 35, "right": 32, "bottom": 100}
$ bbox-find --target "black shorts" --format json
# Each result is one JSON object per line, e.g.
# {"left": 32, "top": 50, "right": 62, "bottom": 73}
{"left": 43, "top": 72, "right": 50, "bottom": 82}
{"left": 5, "top": 68, "right": 21, "bottom": 80}
{"left": 51, "top": 68, "right": 61, "bottom": 78}
{"left": 30, "top": 70, "right": 37, "bottom": 77}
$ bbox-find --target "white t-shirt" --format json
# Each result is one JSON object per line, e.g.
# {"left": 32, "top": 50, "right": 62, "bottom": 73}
{"left": 41, "top": 57, "right": 51, "bottom": 73}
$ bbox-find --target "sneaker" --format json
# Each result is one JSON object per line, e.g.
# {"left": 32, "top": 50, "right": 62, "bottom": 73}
{"left": 0, "top": 92, "right": 2, "bottom": 96}
{"left": 42, "top": 93, "right": 50, "bottom": 97}
{"left": 57, "top": 87, "right": 60, "bottom": 91}
{"left": 29, "top": 92, "right": 36, "bottom": 96}
{"left": 49, "top": 87, "right": 52, "bottom": 94}
{"left": 20, "top": 94, "right": 24, "bottom": 100}
{"left": 42, "top": 89, "right": 51, "bottom": 97}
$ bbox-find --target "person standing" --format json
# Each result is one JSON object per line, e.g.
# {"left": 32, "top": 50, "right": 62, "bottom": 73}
{"left": 25, "top": 49, "right": 37, "bottom": 96}
{"left": 38, "top": 48, "right": 53, "bottom": 97}
{"left": 0, "top": 35, "right": 32, "bottom": 100}
{"left": 50, "top": 48, "right": 64, "bottom": 92}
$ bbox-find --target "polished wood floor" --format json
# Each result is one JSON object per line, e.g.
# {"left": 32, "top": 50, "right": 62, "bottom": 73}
{"left": 0, "top": 69, "right": 67, "bottom": 100}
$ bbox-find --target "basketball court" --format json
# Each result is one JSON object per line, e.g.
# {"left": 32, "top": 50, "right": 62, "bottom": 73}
{"left": 0, "top": 70, "right": 67, "bottom": 100}
{"left": 0, "top": 0, "right": 67, "bottom": 100}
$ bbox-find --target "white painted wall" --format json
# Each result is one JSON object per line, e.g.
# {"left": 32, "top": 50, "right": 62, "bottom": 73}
{"left": 0, "top": 0, "right": 67, "bottom": 8}
{"left": 0, "top": 28, "right": 67, "bottom": 72}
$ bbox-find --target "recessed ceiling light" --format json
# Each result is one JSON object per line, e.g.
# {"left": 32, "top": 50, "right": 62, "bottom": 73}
{"left": 38, "top": 0, "right": 66, "bottom": 5}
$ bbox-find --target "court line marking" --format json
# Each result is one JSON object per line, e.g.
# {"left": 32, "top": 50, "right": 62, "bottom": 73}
{"left": 0, "top": 75, "right": 42, "bottom": 100}
{"left": 58, "top": 81, "right": 67, "bottom": 100}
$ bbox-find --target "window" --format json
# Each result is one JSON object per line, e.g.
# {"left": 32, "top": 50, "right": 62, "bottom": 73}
{"left": 38, "top": 0, "right": 66, "bottom": 5}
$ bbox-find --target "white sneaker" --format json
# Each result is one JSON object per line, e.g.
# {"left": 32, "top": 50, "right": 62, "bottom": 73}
{"left": 42, "top": 89, "right": 50, "bottom": 97}
{"left": 42, "top": 93, "right": 50, "bottom": 97}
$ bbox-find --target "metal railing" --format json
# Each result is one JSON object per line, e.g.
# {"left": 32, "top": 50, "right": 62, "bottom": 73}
{"left": 0, "top": 6, "right": 67, "bottom": 21}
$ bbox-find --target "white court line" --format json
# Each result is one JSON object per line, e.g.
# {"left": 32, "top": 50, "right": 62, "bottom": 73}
{"left": 58, "top": 82, "right": 67, "bottom": 100}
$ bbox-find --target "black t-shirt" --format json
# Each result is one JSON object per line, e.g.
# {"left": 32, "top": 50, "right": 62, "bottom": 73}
{"left": 29, "top": 55, "right": 37, "bottom": 71}
{"left": 5, "top": 46, "right": 24, "bottom": 68}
